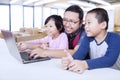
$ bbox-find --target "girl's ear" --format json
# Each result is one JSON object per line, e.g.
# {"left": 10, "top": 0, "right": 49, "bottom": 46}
{"left": 100, "top": 21, "right": 107, "bottom": 29}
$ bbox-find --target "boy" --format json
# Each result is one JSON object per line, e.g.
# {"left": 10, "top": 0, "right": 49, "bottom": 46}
{"left": 62, "top": 8, "right": 120, "bottom": 73}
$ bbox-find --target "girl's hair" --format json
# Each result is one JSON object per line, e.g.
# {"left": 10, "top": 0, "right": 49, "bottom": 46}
{"left": 44, "top": 15, "right": 64, "bottom": 33}
{"left": 65, "top": 5, "right": 84, "bottom": 21}
{"left": 87, "top": 8, "right": 109, "bottom": 30}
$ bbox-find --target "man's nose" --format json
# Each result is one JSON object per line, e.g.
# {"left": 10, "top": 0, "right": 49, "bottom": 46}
{"left": 64, "top": 22, "right": 71, "bottom": 27}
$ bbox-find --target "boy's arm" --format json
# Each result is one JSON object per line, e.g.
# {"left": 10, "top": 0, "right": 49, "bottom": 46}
{"left": 87, "top": 34, "right": 120, "bottom": 69}
{"left": 72, "top": 35, "right": 90, "bottom": 60}
{"left": 86, "top": 50, "right": 120, "bottom": 69}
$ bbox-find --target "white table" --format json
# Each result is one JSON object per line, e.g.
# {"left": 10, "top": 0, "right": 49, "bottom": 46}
{"left": 0, "top": 39, "right": 120, "bottom": 80}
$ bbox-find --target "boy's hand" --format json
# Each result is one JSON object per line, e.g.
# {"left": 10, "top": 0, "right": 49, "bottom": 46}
{"left": 62, "top": 50, "right": 88, "bottom": 74}
{"left": 61, "top": 50, "right": 73, "bottom": 70}
{"left": 67, "top": 60, "right": 87, "bottom": 74}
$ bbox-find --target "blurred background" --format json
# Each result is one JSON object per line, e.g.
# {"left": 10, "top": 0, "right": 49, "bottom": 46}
{"left": 0, "top": 0, "right": 120, "bottom": 33}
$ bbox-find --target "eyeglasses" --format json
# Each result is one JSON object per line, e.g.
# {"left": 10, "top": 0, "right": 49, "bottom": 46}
{"left": 63, "top": 19, "right": 80, "bottom": 25}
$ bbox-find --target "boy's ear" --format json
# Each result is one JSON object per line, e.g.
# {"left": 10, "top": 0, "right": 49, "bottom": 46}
{"left": 100, "top": 21, "right": 107, "bottom": 29}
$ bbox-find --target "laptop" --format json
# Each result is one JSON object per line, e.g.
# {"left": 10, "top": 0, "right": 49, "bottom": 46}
{"left": 1, "top": 30, "right": 50, "bottom": 64}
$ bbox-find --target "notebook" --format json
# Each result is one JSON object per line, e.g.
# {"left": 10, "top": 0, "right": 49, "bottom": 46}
{"left": 1, "top": 30, "right": 50, "bottom": 64}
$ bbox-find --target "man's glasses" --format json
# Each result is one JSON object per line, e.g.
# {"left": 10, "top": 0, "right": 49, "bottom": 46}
{"left": 63, "top": 19, "right": 80, "bottom": 25}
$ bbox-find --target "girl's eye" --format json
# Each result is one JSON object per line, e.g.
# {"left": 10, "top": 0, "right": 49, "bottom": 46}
{"left": 50, "top": 26, "right": 52, "bottom": 27}
{"left": 45, "top": 25, "right": 52, "bottom": 28}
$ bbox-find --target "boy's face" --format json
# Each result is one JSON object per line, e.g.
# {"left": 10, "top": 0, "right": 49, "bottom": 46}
{"left": 63, "top": 11, "right": 82, "bottom": 34}
{"left": 84, "top": 13, "right": 103, "bottom": 37}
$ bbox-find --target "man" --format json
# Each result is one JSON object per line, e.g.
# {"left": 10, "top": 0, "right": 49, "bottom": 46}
{"left": 29, "top": 5, "right": 85, "bottom": 58}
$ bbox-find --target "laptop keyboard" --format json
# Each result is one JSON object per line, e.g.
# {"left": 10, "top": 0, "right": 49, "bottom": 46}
{"left": 20, "top": 51, "right": 32, "bottom": 61}
{"left": 20, "top": 51, "right": 50, "bottom": 61}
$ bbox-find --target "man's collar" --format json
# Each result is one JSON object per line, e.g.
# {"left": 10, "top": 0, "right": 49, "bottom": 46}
{"left": 67, "top": 24, "right": 84, "bottom": 37}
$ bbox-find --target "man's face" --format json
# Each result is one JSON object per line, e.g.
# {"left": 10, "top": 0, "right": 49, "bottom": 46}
{"left": 63, "top": 11, "right": 82, "bottom": 34}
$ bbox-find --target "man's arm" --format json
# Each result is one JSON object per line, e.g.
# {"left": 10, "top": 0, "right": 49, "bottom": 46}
{"left": 38, "top": 45, "right": 80, "bottom": 58}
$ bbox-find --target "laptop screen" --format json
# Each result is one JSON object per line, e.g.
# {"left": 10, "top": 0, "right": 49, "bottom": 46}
{"left": 1, "top": 30, "right": 50, "bottom": 64}
{"left": 1, "top": 30, "right": 23, "bottom": 62}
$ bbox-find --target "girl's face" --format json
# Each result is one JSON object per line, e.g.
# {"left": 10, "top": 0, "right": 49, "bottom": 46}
{"left": 84, "top": 13, "right": 103, "bottom": 37}
{"left": 45, "top": 19, "right": 59, "bottom": 38}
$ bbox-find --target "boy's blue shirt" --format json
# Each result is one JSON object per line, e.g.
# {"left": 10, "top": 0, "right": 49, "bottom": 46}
{"left": 73, "top": 32, "right": 120, "bottom": 69}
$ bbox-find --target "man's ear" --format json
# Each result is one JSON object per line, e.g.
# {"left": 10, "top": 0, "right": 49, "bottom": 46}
{"left": 100, "top": 21, "right": 107, "bottom": 29}
{"left": 79, "top": 20, "right": 83, "bottom": 24}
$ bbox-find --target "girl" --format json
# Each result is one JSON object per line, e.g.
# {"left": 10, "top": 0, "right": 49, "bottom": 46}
{"left": 18, "top": 15, "right": 68, "bottom": 50}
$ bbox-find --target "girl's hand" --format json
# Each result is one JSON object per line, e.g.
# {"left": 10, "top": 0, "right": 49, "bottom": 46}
{"left": 17, "top": 42, "right": 28, "bottom": 51}
{"left": 40, "top": 43, "right": 49, "bottom": 49}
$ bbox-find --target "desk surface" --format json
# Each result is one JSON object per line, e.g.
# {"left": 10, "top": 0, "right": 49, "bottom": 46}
{"left": 0, "top": 39, "right": 120, "bottom": 80}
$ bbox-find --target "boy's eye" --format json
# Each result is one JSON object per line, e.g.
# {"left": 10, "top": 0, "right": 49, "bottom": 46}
{"left": 86, "top": 22, "right": 91, "bottom": 24}
{"left": 88, "top": 22, "right": 91, "bottom": 24}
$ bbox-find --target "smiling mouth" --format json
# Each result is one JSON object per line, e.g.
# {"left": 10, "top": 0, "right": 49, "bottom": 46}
{"left": 47, "top": 31, "right": 52, "bottom": 34}
{"left": 65, "top": 28, "right": 71, "bottom": 32}
{"left": 66, "top": 27, "right": 73, "bottom": 30}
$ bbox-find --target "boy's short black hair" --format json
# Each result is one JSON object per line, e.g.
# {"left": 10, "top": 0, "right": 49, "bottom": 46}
{"left": 44, "top": 15, "right": 64, "bottom": 33}
{"left": 87, "top": 8, "right": 109, "bottom": 30}
{"left": 65, "top": 5, "right": 84, "bottom": 20}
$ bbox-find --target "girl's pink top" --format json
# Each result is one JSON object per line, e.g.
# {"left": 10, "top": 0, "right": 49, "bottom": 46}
{"left": 26, "top": 32, "right": 68, "bottom": 49}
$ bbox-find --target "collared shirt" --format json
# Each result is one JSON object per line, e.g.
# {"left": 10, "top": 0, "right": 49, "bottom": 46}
{"left": 66, "top": 24, "right": 85, "bottom": 49}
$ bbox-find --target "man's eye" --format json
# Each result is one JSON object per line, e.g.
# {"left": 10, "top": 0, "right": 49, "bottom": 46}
{"left": 63, "top": 19, "right": 66, "bottom": 21}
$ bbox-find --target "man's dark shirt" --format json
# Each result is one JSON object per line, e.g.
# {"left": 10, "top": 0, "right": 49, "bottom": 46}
{"left": 67, "top": 25, "right": 84, "bottom": 49}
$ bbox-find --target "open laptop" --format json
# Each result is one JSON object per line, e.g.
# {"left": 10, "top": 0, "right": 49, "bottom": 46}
{"left": 1, "top": 30, "right": 50, "bottom": 64}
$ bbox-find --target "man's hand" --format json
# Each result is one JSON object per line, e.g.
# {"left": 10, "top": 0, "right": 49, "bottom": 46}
{"left": 30, "top": 48, "right": 47, "bottom": 59}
